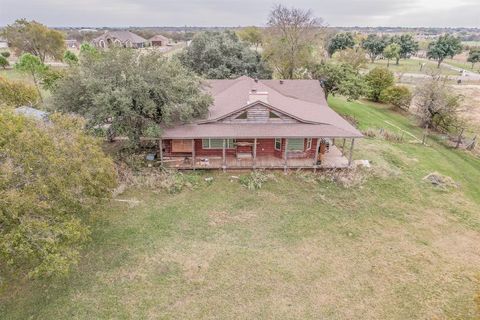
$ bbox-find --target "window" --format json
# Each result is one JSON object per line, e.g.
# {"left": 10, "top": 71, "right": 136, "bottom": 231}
{"left": 171, "top": 139, "right": 193, "bottom": 152}
{"left": 202, "top": 139, "right": 235, "bottom": 149}
{"left": 235, "top": 111, "right": 248, "bottom": 119}
{"left": 275, "top": 138, "right": 282, "bottom": 151}
{"left": 269, "top": 111, "right": 280, "bottom": 119}
{"left": 287, "top": 138, "right": 304, "bottom": 151}
{"left": 306, "top": 138, "right": 312, "bottom": 150}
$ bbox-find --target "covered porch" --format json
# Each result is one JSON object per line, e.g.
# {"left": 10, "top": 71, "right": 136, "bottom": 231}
{"left": 159, "top": 138, "right": 355, "bottom": 171}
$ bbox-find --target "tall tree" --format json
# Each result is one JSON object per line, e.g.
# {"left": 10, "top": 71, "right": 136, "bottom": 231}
{"left": 52, "top": 49, "right": 212, "bottom": 144}
{"left": 467, "top": 49, "right": 480, "bottom": 69}
{"left": 178, "top": 31, "right": 270, "bottom": 79}
{"left": 427, "top": 34, "right": 463, "bottom": 68}
{"left": 0, "top": 110, "right": 116, "bottom": 279}
{"left": 310, "top": 62, "right": 366, "bottom": 100}
{"left": 327, "top": 32, "right": 355, "bottom": 57}
{"left": 263, "top": 4, "right": 322, "bottom": 79}
{"left": 362, "top": 34, "right": 389, "bottom": 63}
{"left": 391, "top": 34, "right": 419, "bottom": 64}
{"left": 14, "top": 53, "right": 47, "bottom": 102}
{"left": 237, "top": 26, "right": 263, "bottom": 52}
{"left": 383, "top": 43, "right": 401, "bottom": 67}
{"left": 2, "top": 19, "right": 66, "bottom": 62}
{"left": 335, "top": 47, "right": 368, "bottom": 70}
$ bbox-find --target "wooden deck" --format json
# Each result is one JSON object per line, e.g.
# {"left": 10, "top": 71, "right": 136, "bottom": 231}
{"left": 163, "top": 146, "right": 349, "bottom": 170}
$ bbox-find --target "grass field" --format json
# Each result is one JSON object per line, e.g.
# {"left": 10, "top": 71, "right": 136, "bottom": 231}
{"left": 1, "top": 98, "right": 480, "bottom": 319}
{"left": 363, "top": 58, "right": 459, "bottom": 76}
{"left": 444, "top": 58, "right": 480, "bottom": 73}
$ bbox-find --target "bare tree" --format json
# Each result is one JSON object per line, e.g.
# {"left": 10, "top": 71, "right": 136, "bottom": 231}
{"left": 263, "top": 5, "right": 323, "bottom": 79}
{"left": 414, "top": 74, "right": 465, "bottom": 132}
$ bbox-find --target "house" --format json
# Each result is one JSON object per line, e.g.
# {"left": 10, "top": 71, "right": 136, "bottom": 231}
{"left": 0, "top": 37, "right": 8, "bottom": 49}
{"left": 149, "top": 34, "right": 170, "bottom": 47}
{"left": 65, "top": 39, "right": 80, "bottom": 49}
{"left": 159, "top": 76, "right": 362, "bottom": 170}
{"left": 92, "top": 31, "right": 148, "bottom": 49}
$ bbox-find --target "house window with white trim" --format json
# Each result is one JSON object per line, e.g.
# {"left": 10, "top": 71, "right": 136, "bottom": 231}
{"left": 274, "top": 138, "right": 282, "bottom": 151}
{"left": 202, "top": 139, "right": 235, "bottom": 149}
{"left": 306, "top": 138, "right": 312, "bottom": 150}
{"left": 287, "top": 138, "right": 304, "bottom": 151}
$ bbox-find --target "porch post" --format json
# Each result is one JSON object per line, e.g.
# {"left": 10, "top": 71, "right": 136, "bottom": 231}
{"left": 313, "top": 138, "right": 321, "bottom": 170}
{"left": 342, "top": 138, "right": 346, "bottom": 156}
{"left": 284, "top": 138, "right": 288, "bottom": 173}
{"left": 253, "top": 138, "right": 257, "bottom": 169}
{"left": 158, "top": 138, "right": 163, "bottom": 165}
{"left": 222, "top": 139, "right": 226, "bottom": 171}
{"left": 192, "top": 139, "right": 196, "bottom": 170}
{"left": 348, "top": 138, "right": 355, "bottom": 167}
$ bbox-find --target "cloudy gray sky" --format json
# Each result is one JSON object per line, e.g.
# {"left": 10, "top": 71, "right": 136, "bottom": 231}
{"left": 0, "top": 0, "right": 479, "bottom": 27}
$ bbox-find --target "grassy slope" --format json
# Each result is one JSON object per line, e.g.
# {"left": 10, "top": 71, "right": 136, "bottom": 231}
{"left": 1, "top": 99, "right": 480, "bottom": 320}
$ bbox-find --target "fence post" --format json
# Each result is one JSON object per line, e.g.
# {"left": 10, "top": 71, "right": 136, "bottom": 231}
{"left": 455, "top": 128, "right": 465, "bottom": 149}
{"left": 422, "top": 124, "right": 429, "bottom": 145}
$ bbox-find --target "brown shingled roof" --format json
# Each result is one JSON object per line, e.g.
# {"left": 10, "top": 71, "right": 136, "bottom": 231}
{"left": 163, "top": 76, "right": 362, "bottom": 139}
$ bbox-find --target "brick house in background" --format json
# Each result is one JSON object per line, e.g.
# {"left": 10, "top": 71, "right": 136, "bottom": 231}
{"left": 149, "top": 34, "right": 170, "bottom": 47}
{"left": 92, "top": 31, "right": 148, "bottom": 49}
{"left": 159, "top": 76, "right": 363, "bottom": 170}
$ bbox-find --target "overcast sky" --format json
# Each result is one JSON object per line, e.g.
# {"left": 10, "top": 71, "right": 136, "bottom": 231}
{"left": 0, "top": 0, "right": 479, "bottom": 28}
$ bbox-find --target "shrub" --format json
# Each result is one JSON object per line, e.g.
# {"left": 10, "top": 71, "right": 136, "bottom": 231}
{"left": 0, "top": 76, "right": 40, "bottom": 107}
{"left": 365, "top": 67, "right": 395, "bottom": 102}
{"left": 239, "top": 171, "right": 275, "bottom": 190}
{"left": 380, "top": 85, "right": 412, "bottom": 111}
{"left": 0, "top": 55, "right": 9, "bottom": 69}
{"left": 0, "top": 51, "right": 10, "bottom": 58}
{"left": 0, "top": 111, "right": 116, "bottom": 278}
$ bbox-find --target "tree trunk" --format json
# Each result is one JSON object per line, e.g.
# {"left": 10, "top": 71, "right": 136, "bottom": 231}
{"left": 396, "top": 57, "right": 400, "bottom": 65}
{"left": 437, "top": 59, "right": 442, "bottom": 68}
{"left": 32, "top": 72, "right": 43, "bottom": 103}
{"left": 387, "top": 59, "right": 390, "bottom": 67}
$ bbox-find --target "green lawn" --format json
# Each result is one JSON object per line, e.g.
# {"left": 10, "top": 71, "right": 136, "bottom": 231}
{"left": 363, "top": 58, "right": 459, "bottom": 76}
{"left": 443, "top": 58, "right": 480, "bottom": 73}
{"left": 1, "top": 98, "right": 480, "bottom": 319}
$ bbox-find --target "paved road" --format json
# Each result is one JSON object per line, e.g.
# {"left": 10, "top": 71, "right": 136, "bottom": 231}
{"left": 411, "top": 57, "right": 480, "bottom": 81}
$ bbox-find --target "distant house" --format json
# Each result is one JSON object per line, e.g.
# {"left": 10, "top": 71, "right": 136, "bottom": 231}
{"left": 159, "top": 76, "right": 363, "bottom": 170}
{"left": 65, "top": 39, "right": 80, "bottom": 49}
{"left": 92, "top": 31, "right": 148, "bottom": 49}
{"left": 0, "top": 37, "right": 8, "bottom": 49}
{"left": 149, "top": 34, "right": 170, "bottom": 47}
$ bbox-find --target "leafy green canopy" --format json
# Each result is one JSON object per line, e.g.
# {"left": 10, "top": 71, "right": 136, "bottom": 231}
{"left": 362, "top": 34, "right": 389, "bottom": 63}
{"left": 178, "top": 31, "right": 271, "bottom": 79}
{"left": 383, "top": 43, "right": 401, "bottom": 67}
{"left": 427, "top": 34, "right": 463, "bottom": 67}
{"left": 0, "top": 55, "right": 8, "bottom": 69}
{"left": 391, "top": 34, "right": 419, "bottom": 60}
{"left": 52, "top": 49, "right": 212, "bottom": 142}
{"left": 467, "top": 49, "right": 480, "bottom": 69}
{"left": 365, "top": 67, "right": 395, "bottom": 102}
{"left": 0, "top": 111, "right": 116, "bottom": 278}
{"left": 327, "top": 32, "right": 355, "bottom": 57}
{"left": 311, "top": 62, "right": 366, "bottom": 101}
{"left": 1, "top": 19, "right": 66, "bottom": 62}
